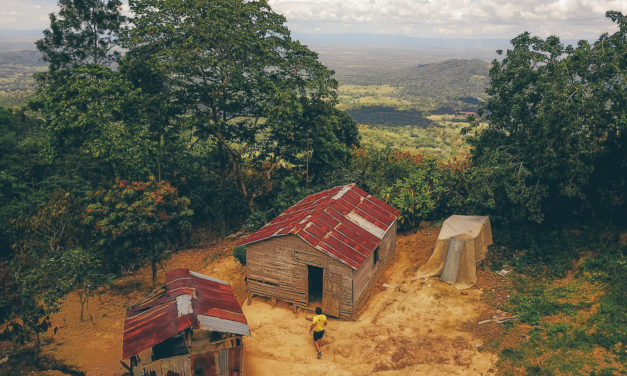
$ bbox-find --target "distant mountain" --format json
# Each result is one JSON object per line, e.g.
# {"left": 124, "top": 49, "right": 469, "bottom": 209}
{"left": 0, "top": 49, "right": 44, "bottom": 66}
{"left": 390, "top": 59, "right": 490, "bottom": 102}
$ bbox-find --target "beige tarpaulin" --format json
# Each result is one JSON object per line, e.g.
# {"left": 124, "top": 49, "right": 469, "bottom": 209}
{"left": 417, "top": 215, "right": 492, "bottom": 289}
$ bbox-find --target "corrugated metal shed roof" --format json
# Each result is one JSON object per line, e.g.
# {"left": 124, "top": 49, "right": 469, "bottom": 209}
{"left": 122, "top": 269, "right": 250, "bottom": 359}
{"left": 239, "top": 183, "right": 400, "bottom": 270}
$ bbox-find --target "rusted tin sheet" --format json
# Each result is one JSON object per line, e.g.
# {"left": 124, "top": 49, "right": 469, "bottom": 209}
{"left": 123, "top": 269, "right": 249, "bottom": 359}
{"left": 239, "top": 184, "right": 400, "bottom": 270}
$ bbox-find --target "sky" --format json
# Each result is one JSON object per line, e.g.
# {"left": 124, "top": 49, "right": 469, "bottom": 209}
{"left": 1, "top": 0, "right": 626, "bottom": 41}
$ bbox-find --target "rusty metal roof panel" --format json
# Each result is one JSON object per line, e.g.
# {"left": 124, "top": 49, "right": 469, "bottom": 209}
{"left": 122, "top": 269, "right": 250, "bottom": 359}
{"left": 239, "top": 184, "right": 399, "bottom": 270}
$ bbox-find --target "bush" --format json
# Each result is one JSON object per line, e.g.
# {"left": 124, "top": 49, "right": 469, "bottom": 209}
{"left": 241, "top": 211, "right": 269, "bottom": 234}
{"left": 233, "top": 245, "right": 246, "bottom": 266}
{"left": 381, "top": 168, "right": 441, "bottom": 230}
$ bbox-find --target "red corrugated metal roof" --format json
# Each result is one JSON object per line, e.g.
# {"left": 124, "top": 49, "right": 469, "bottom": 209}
{"left": 122, "top": 269, "right": 249, "bottom": 359}
{"left": 239, "top": 184, "right": 400, "bottom": 270}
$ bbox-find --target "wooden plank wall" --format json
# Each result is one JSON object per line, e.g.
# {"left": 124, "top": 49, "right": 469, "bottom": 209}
{"left": 352, "top": 221, "right": 397, "bottom": 315}
{"left": 134, "top": 354, "right": 192, "bottom": 376}
{"left": 246, "top": 235, "right": 354, "bottom": 318}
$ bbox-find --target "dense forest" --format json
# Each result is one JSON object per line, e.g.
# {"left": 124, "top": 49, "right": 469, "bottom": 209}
{"left": 0, "top": 0, "right": 625, "bottom": 374}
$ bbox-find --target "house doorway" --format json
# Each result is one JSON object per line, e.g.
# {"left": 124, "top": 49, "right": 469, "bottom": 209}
{"left": 307, "top": 265, "right": 323, "bottom": 304}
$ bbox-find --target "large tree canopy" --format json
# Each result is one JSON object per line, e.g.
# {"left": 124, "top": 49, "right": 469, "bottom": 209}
{"left": 467, "top": 11, "right": 626, "bottom": 225}
{"left": 36, "top": 0, "right": 125, "bottom": 72}
{"left": 125, "top": 0, "right": 356, "bottom": 208}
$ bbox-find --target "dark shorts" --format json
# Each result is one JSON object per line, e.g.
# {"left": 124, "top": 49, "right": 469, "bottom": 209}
{"left": 313, "top": 330, "right": 325, "bottom": 341}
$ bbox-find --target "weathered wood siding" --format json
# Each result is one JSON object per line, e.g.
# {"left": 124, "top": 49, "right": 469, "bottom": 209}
{"left": 246, "top": 235, "right": 354, "bottom": 318}
{"left": 352, "top": 221, "right": 397, "bottom": 314}
{"left": 133, "top": 345, "right": 244, "bottom": 376}
{"left": 134, "top": 354, "right": 192, "bottom": 376}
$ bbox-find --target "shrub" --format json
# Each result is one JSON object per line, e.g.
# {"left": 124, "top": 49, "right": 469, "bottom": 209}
{"left": 233, "top": 245, "right": 246, "bottom": 266}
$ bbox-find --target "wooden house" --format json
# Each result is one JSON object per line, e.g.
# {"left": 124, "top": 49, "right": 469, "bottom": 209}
{"left": 121, "top": 269, "right": 250, "bottom": 376}
{"left": 239, "top": 184, "right": 399, "bottom": 319}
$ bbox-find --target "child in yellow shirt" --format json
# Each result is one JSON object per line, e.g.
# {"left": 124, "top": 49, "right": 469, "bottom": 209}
{"left": 309, "top": 307, "right": 327, "bottom": 359}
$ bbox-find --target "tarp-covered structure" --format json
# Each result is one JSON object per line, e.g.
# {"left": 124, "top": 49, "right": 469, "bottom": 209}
{"left": 417, "top": 215, "right": 492, "bottom": 289}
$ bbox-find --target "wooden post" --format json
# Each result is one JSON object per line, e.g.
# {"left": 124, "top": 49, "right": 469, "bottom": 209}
{"left": 292, "top": 303, "right": 298, "bottom": 313}
{"left": 271, "top": 297, "right": 277, "bottom": 307}
{"left": 247, "top": 292, "right": 252, "bottom": 305}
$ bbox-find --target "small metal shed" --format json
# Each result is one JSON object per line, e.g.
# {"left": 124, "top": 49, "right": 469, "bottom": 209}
{"left": 239, "top": 184, "right": 400, "bottom": 319}
{"left": 122, "top": 268, "right": 250, "bottom": 376}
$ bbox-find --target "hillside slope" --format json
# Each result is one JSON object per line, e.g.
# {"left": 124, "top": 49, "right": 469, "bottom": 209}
{"left": 391, "top": 59, "right": 490, "bottom": 103}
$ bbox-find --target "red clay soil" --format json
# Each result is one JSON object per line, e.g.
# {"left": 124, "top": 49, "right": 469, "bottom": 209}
{"left": 23, "top": 228, "right": 503, "bottom": 375}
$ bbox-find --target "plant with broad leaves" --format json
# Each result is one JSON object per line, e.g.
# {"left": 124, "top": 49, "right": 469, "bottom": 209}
{"left": 381, "top": 167, "right": 443, "bottom": 230}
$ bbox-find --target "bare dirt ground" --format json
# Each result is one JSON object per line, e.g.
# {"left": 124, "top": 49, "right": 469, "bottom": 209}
{"left": 31, "top": 228, "right": 499, "bottom": 375}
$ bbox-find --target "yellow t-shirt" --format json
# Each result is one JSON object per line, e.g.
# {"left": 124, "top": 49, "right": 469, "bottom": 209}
{"left": 312, "top": 314, "right": 327, "bottom": 332}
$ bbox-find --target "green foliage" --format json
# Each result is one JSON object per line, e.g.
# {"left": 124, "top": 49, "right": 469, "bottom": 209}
{"left": 3, "top": 255, "right": 65, "bottom": 347}
{"left": 36, "top": 0, "right": 125, "bottom": 72}
{"left": 233, "top": 245, "right": 246, "bottom": 266}
{"left": 0, "top": 107, "right": 49, "bottom": 258}
{"left": 381, "top": 167, "right": 441, "bottom": 230}
{"left": 334, "top": 59, "right": 489, "bottom": 113}
{"left": 356, "top": 114, "right": 472, "bottom": 160}
{"left": 59, "top": 247, "right": 112, "bottom": 321}
{"left": 468, "top": 12, "right": 627, "bottom": 225}
{"left": 84, "top": 179, "right": 193, "bottom": 284}
{"left": 345, "top": 106, "right": 434, "bottom": 127}
{"left": 241, "top": 211, "right": 270, "bottom": 234}
{"left": 242, "top": 175, "right": 314, "bottom": 233}
{"left": 348, "top": 148, "right": 471, "bottom": 227}
{"left": 391, "top": 59, "right": 489, "bottom": 111}
{"left": 31, "top": 65, "right": 156, "bottom": 185}
{"left": 125, "top": 0, "right": 355, "bottom": 210}
{"left": 497, "top": 231, "right": 626, "bottom": 373}
{"left": 580, "top": 243, "right": 627, "bottom": 354}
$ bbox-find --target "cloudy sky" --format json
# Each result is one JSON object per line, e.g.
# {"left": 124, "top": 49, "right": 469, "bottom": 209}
{"left": 1, "top": 0, "right": 626, "bottom": 40}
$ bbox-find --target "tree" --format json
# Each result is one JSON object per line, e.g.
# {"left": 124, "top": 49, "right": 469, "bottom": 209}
{"left": 36, "top": 0, "right": 126, "bottom": 72}
{"left": 31, "top": 65, "right": 158, "bottom": 188}
{"left": 0, "top": 191, "right": 82, "bottom": 348}
{"left": 467, "top": 11, "right": 626, "bottom": 225}
{"left": 84, "top": 180, "right": 193, "bottom": 285}
{"left": 0, "top": 107, "right": 49, "bottom": 259}
{"left": 125, "top": 0, "right": 352, "bottom": 210}
{"left": 381, "top": 163, "right": 443, "bottom": 230}
{"left": 3, "top": 254, "right": 67, "bottom": 349}
{"left": 60, "top": 247, "right": 112, "bottom": 321}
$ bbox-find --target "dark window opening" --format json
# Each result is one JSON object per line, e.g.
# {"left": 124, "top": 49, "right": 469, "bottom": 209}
{"left": 152, "top": 333, "right": 188, "bottom": 361}
{"left": 374, "top": 247, "right": 379, "bottom": 265}
{"left": 308, "top": 265, "right": 323, "bottom": 304}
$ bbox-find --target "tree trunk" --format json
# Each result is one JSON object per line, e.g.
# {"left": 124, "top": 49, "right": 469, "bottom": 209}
{"left": 151, "top": 260, "right": 157, "bottom": 286}
{"left": 78, "top": 291, "right": 88, "bottom": 322}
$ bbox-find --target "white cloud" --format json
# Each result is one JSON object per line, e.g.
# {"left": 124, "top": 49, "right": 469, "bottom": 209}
{"left": 269, "top": 0, "right": 627, "bottom": 39}
{"left": 0, "top": 0, "right": 57, "bottom": 30}
{"left": 0, "top": 0, "right": 625, "bottom": 40}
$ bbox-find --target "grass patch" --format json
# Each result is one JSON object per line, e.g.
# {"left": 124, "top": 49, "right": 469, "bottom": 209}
{"left": 492, "top": 229, "right": 626, "bottom": 375}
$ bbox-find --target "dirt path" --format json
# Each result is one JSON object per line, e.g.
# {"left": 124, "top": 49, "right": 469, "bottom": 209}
{"left": 37, "top": 229, "right": 498, "bottom": 375}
